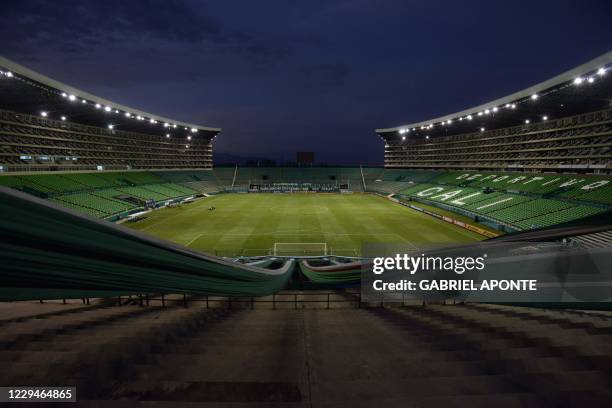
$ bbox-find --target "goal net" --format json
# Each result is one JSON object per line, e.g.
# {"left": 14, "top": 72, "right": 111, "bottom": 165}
{"left": 273, "top": 242, "right": 328, "bottom": 256}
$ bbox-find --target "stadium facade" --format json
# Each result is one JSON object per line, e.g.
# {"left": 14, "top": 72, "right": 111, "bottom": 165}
{"left": 2, "top": 52, "right": 612, "bottom": 406}
{"left": 0, "top": 52, "right": 610, "bottom": 283}
{"left": 0, "top": 53, "right": 610, "bottom": 235}
{"left": 377, "top": 51, "right": 612, "bottom": 172}
{"left": 0, "top": 56, "right": 220, "bottom": 172}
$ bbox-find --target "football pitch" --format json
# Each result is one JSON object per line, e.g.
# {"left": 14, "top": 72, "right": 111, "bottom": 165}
{"left": 126, "top": 193, "right": 484, "bottom": 257}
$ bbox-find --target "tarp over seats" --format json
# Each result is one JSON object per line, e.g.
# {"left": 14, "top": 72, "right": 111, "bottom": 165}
{"left": 0, "top": 187, "right": 293, "bottom": 301}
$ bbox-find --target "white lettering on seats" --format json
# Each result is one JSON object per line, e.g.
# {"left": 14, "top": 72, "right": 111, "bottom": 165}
{"left": 492, "top": 176, "right": 509, "bottom": 182}
{"left": 560, "top": 179, "right": 584, "bottom": 188}
{"left": 476, "top": 197, "right": 513, "bottom": 210}
{"left": 581, "top": 180, "right": 609, "bottom": 190}
{"left": 542, "top": 178, "right": 561, "bottom": 186}
{"left": 417, "top": 187, "right": 445, "bottom": 197}
{"left": 431, "top": 190, "right": 463, "bottom": 201}
{"left": 450, "top": 192, "right": 482, "bottom": 206}
{"left": 523, "top": 177, "right": 544, "bottom": 184}
{"left": 508, "top": 176, "right": 527, "bottom": 184}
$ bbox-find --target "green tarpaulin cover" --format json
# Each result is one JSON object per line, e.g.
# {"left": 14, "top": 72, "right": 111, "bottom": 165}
{"left": 0, "top": 188, "right": 293, "bottom": 300}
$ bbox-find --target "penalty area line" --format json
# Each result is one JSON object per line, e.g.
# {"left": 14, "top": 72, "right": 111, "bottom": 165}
{"left": 185, "top": 234, "right": 203, "bottom": 247}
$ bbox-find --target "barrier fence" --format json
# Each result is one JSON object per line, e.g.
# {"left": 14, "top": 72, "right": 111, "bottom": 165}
{"left": 29, "top": 291, "right": 456, "bottom": 310}
{"left": 143, "top": 292, "right": 363, "bottom": 309}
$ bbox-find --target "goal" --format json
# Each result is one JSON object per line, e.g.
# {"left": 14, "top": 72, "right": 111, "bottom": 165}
{"left": 273, "top": 242, "right": 328, "bottom": 256}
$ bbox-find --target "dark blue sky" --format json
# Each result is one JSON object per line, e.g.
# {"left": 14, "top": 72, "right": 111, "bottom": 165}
{"left": 1, "top": 0, "right": 611, "bottom": 165}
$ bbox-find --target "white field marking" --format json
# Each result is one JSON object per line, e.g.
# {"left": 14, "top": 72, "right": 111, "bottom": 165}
{"left": 140, "top": 199, "right": 222, "bottom": 231}
{"left": 402, "top": 241, "right": 418, "bottom": 250}
{"left": 240, "top": 248, "right": 273, "bottom": 256}
{"left": 143, "top": 194, "right": 481, "bottom": 242}
{"left": 183, "top": 232, "right": 404, "bottom": 237}
{"left": 141, "top": 193, "right": 393, "bottom": 231}
{"left": 185, "top": 234, "right": 204, "bottom": 247}
{"left": 387, "top": 197, "right": 488, "bottom": 240}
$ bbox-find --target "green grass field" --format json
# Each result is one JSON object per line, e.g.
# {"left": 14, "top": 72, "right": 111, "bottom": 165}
{"left": 126, "top": 193, "right": 484, "bottom": 256}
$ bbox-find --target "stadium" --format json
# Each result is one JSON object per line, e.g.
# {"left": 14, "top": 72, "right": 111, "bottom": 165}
{"left": 2, "top": 41, "right": 612, "bottom": 407}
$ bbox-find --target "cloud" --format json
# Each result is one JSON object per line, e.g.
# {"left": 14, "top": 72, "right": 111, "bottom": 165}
{"left": 2, "top": 0, "right": 218, "bottom": 47}
{"left": 0, "top": 0, "right": 291, "bottom": 70}
{"left": 305, "top": 63, "right": 352, "bottom": 87}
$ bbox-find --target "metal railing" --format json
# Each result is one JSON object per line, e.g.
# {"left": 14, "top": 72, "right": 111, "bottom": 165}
{"left": 112, "top": 291, "right": 363, "bottom": 310}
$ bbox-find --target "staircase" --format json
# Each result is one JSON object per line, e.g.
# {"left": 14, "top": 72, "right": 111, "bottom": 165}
{"left": 1, "top": 300, "right": 612, "bottom": 406}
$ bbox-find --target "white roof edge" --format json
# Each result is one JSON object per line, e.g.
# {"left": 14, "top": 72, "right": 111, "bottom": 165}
{"left": 376, "top": 50, "right": 612, "bottom": 134}
{"left": 0, "top": 55, "right": 221, "bottom": 133}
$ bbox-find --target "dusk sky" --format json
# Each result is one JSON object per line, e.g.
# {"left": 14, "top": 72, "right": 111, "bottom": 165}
{"left": 1, "top": 0, "right": 611, "bottom": 165}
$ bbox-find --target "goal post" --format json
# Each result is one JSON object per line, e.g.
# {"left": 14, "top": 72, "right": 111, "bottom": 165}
{"left": 273, "top": 242, "right": 328, "bottom": 256}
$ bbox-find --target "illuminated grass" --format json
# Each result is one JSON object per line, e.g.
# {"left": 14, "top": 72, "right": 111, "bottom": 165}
{"left": 126, "top": 193, "right": 483, "bottom": 257}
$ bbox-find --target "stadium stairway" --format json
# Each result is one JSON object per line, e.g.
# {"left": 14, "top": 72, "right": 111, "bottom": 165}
{"left": 2, "top": 300, "right": 612, "bottom": 406}
{"left": 368, "top": 180, "right": 415, "bottom": 194}
{"left": 572, "top": 230, "right": 612, "bottom": 248}
{"left": 111, "top": 308, "right": 306, "bottom": 403}
{"left": 0, "top": 298, "right": 232, "bottom": 397}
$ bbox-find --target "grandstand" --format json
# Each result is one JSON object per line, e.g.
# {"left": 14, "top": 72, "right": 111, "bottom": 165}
{"left": 377, "top": 52, "right": 612, "bottom": 171}
{"left": 0, "top": 56, "right": 220, "bottom": 172}
{"left": 1, "top": 164, "right": 611, "bottom": 230}
{"left": 380, "top": 170, "right": 611, "bottom": 232}
{"left": 374, "top": 52, "right": 612, "bottom": 232}
{"left": 2, "top": 50, "right": 612, "bottom": 406}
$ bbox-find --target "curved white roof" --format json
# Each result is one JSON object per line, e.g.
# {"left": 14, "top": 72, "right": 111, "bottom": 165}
{"left": 377, "top": 51, "right": 612, "bottom": 134}
{"left": 0, "top": 55, "right": 221, "bottom": 133}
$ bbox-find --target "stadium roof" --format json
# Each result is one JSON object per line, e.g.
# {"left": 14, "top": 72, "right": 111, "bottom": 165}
{"left": 0, "top": 56, "right": 221, "bottom": 139}
{"left": 377, "top": 51, "right": 612, "bottom": 141}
